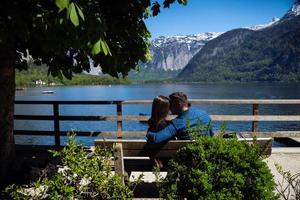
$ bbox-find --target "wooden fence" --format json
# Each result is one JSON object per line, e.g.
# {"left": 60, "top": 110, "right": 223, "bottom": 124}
{"left": 14, "top": 99, "right": 300, "bottom": 147}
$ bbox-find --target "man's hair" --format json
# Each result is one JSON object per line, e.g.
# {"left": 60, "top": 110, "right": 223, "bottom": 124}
{"left": 169, "top": 92, "right": 189, "bottom": 112}
{"left": 169, "top": 92, "right": 188, "bottom": 104}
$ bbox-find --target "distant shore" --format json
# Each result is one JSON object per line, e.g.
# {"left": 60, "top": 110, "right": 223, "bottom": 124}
{"left": 16, "top": 74, "right": 131, "bottom": 87}
{"left": 133, "top": 79, "right": 300, "bottom": 84}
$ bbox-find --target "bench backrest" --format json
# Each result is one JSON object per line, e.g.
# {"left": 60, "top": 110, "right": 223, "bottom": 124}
{"left": 95, "top": 139, "right": 193, "bottom": 158}
{"left": 94, "top": 138, "right": 272, "bottom": 157}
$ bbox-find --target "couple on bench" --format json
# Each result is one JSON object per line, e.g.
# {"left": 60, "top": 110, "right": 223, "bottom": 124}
{"left": 146, "top": 92, "right": 215, "bottom": 144}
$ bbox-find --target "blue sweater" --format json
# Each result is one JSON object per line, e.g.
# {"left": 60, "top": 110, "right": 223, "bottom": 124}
{"left": 146, "top": 107, "right": 213, "bottom": 144}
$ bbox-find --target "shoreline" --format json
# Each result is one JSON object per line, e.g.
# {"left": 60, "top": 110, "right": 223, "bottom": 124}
{"left": 16, "top": 81, "right": 300, "bottom": 88}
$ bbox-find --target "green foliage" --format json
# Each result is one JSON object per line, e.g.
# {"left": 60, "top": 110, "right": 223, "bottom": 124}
{"left": 5, "top": 134, "right": 133, "bottom": 199}
{"left": 61, "top": 74, "right": 131, "bottom": 86}
{"left": 128, "top": 68, "right": 179, "bottom": 83}
{"left": 91, "top": 37, "right": 111, "bottom": 56}
{"left": 15, "top": 65, "right": 131, "bottom": 87}
{"left": 0, "top": 0, "right": 188, "bottom": 79}
{"left": 158, "top": 130, "right": 278, "bottom": 199}
{"left": 0, "top": 0, "right": 189, "bottom": 187}
{"left": 68, "top": 3, "right": 80, "bottom": 27}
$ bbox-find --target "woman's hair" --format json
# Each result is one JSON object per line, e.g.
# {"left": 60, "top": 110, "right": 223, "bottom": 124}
{"left": 148, "top": 95, "right": 170, "bottom": 132}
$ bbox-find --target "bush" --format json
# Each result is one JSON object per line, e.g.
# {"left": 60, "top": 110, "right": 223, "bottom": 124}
{"left": 5, "top": 135, "right": 133, "bottom": 200}
{"left": 275, "top": 164, "right": 300, "bottom": 200}
{"left": 158, "top": 130, "right": 278, "bottom": 200}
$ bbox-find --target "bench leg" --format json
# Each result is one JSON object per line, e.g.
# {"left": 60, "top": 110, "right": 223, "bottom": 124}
{"left": 114, "top": 143, "right": 125, "bottom": 184}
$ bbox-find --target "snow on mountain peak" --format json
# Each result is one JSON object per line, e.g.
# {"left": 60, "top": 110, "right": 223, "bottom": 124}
{"left": 247, "top": 1, "right": 300, "bottom": 31}
{"left": 246, "top": 17, "right": 280, "bottom": 31}
{"left": 282, "top": 0, "right": 300, "bottom": 19}
{"left": 152, "top": 32, "right": 223, "bottom": 47}
{"left": 289, "top": 0, "right": 300, "bottom": 16}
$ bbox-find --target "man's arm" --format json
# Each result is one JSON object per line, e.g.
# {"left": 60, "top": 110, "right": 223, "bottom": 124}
{"left": 146, "top": 123, "right": 177, "bottom": 144}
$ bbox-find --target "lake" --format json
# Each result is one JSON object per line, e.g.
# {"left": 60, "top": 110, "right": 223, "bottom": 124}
{"left": 15, "top": 83, "right": 300, "bottom": 146}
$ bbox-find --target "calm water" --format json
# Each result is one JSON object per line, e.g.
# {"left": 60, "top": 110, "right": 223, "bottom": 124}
{"left": 15, "top": 83, "right": 300, "bottom": 145}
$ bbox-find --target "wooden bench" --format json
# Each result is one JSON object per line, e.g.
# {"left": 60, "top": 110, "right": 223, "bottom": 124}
{"left": 94, "top": 137, "right": 273, "bottom": 182}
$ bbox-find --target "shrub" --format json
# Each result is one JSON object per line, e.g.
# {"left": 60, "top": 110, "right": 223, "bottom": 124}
{"left": 5, "top": 135, "right": 133, "bottom": 200}
{"left": 275, "top": 164, "right": 300, "bottom": 200}
{"left": 158, "top": 129, "right": 278, "bottom": 200}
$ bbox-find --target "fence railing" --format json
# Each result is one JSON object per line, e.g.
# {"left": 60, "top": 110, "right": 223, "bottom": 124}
{"left": 14, "top": 99, "right": 300, "bottom": 147}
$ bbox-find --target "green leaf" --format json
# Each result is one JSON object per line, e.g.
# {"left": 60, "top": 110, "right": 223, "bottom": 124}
{"left": 55, "top": 0, "right": 69, "bottom": 12}
{"left": 75, "top": 4, "right": 85, "bottom": 21}
{"left": 178, "top": 0, "right": 188, "bottom": 5}
{"left": 100, "top": 40, "right": 108, "bottom": 55}
{"left": 69, "top": 3, "right": 79, "bottom": 27}
{"left": 91, "top": 38, "right": 112, "bottom": 56}
{"left": 100, "top": 39, "right": 112, "bottom": 56}
{"left": 91, "top": 39, "right": 101, "bottom": 55}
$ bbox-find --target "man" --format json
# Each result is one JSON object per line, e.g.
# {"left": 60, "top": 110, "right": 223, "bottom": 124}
{"left": 146, "top": 92, "right": 214, "bottom": 144}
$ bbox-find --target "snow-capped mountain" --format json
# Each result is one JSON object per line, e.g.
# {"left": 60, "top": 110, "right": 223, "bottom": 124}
{"left": 283, "top": 0, "right": 300, "bottom": 19}
{"left": 139, "top": 1, "right": 300, "bottom": 75}
{"left": 153, "top": 32, "right": 222, "bottom": 48}
{"left": 142, "top": 32, "right": 223, "bottom": 72}
{"left": 247, "top": 17, "right": 280, "bottom": 31}
{"left": 178, "top": 0, "right": 300, "bottom": 82}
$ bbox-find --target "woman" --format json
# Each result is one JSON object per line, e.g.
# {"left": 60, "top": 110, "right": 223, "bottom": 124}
{"left": 148, "top": 95, "right": 170, "bottom": 133}
{"left": 147, "top": 95, "right": 170, "bottom": 168}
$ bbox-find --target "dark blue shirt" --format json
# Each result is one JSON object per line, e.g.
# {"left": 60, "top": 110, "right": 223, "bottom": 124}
{"left": 146, "top": 107, "right": 214, "bottom": 144}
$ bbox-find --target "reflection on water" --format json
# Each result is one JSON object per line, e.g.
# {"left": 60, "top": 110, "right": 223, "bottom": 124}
{"left": 15, "top": 83, "right": 300, "bottom": 145}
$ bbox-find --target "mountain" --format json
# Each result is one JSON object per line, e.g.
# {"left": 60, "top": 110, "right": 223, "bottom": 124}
{"left": 149, "top": 32, "right": 223, "bottom": 71}
{"left": 283, "top": 0, "right": 300, "bottom": 19}
{"left": 178, "top": 1, "right": 300, "bottom": 82}
{"left": 128, "top": 32, "right": 222, "bottom": 81}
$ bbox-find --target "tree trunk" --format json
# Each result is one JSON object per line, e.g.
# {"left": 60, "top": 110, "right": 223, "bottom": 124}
{"left": 0, "top": 52, "right": 16, "bottom": 186}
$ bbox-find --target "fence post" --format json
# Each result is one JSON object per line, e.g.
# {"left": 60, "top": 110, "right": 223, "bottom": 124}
{"left": 117, "top": 102, "right": 123, "bottom": 139}
{"left": 252, "top": 104, "right": 259, "bottom": 132}
{"left": 53, "top": 103, "right": 60, "bottom": 147}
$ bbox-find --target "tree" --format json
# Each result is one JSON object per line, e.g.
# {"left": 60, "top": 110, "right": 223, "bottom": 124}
{"left": 0, "top": 0, "right": 187, "bottom": 185}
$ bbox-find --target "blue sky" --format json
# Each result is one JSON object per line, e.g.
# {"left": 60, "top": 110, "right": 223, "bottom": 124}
{"left": 146, "top": 0, "right": 295, "bottom": 39}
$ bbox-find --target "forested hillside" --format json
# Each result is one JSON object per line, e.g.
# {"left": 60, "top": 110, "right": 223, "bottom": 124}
{"left": 178, "top": 3, "right": 300, "bottom": 82}
{"left": 16, "top": 65, "right": 131, "bottom": 87}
